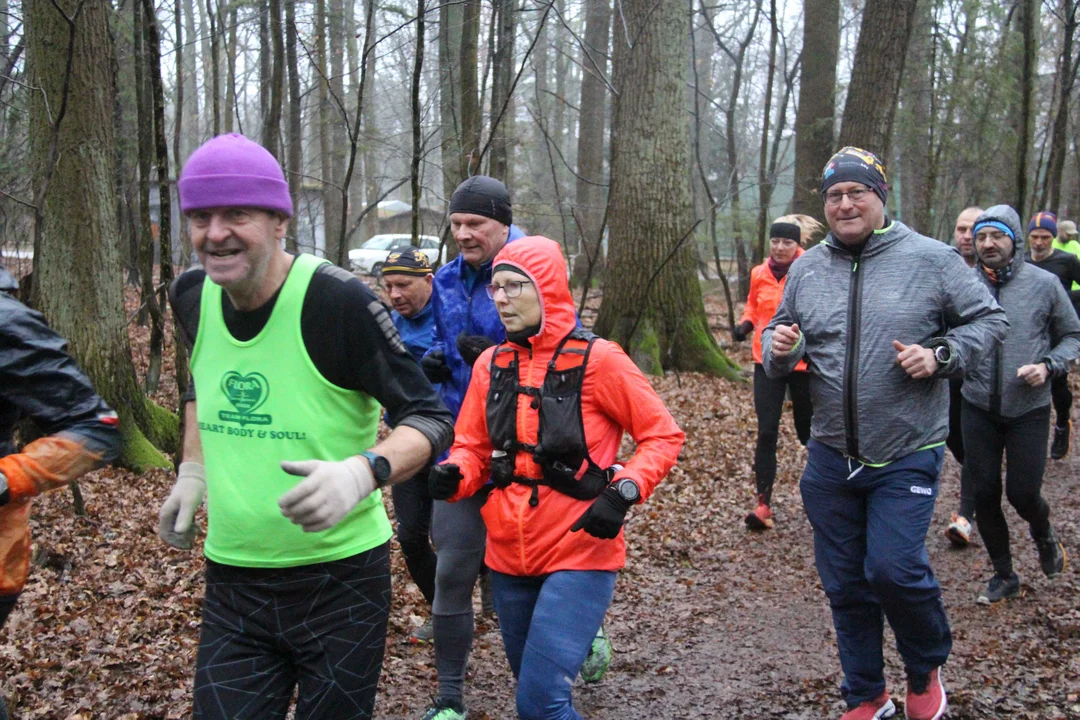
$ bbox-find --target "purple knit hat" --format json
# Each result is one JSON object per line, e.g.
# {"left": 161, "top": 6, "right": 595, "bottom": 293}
{"left": 178, "top": 134, "right": 293, "bottom": 217}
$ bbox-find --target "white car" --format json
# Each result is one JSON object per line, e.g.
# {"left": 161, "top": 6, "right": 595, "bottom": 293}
{"left": 348, "top": 234, "right": 445, "bottom": 275}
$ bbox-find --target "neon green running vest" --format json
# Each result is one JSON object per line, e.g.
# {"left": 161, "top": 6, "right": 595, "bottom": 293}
{"left": 191, "top": 253, "right": 391, "bottom": 567}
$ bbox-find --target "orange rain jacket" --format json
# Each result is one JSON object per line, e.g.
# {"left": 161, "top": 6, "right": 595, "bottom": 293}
{"left": 740, "top": 254, "right": 808, "bottom": 371}
{"left": 446, "top": 237, "right": 684, "bottom": 576}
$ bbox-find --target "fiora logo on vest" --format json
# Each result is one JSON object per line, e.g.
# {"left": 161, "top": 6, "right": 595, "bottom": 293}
{"left": 219, "top": 371, "right": 273, "bottom": 427}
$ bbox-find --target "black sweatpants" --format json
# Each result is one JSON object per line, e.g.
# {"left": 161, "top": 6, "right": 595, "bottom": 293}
{"left": 1051, "top": 374, "right": 1073, "bottom": 429}
{"left": 947, "top": 378, "right": 976, "bottom": 519}
{"left": 752, "top": 363, "right": 812, "bottom": 504}
{"left": 962, "top": 400, "right": 1052, "bottom": 577}
{"left": 194, "top": 543, "right": 391, "bottom": 720}
{"left": 391, "top": 470, "right": 437, "bottom": 605}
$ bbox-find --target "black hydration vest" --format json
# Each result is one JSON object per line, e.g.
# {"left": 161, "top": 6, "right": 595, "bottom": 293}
{"left": 485, "top": 328, "right": 614, "bottom": 506}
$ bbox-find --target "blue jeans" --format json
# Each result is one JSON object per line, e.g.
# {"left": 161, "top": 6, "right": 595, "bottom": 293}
{"left": 800, "top": 440, "right": 952, "bottom": 709}
{"left": 491, "top": 570, "right": 617, "bottom": 720}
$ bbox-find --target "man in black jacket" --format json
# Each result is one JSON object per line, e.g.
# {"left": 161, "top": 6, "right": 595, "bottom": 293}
{"left": 1026, "top": 217, "right": 1080, "bottom": 459}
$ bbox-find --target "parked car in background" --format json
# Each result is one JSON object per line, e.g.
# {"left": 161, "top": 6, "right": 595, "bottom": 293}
{"left": 348, "top": 234, "right": 445, "bottom": 275}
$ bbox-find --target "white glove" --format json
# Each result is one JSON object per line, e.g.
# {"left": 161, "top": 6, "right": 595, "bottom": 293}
{"left": 158, "top": 462, "right": 207, "bottom": 550}
{"left": 278, "top": 456, "right": 377, "bottom": 533}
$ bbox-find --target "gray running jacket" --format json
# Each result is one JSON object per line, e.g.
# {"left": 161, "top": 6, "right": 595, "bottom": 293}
{"left": 961, "top": 205, "right": 1080, "bottom": 418}
{"left": 762, "top": 220, "right": 1008, "bottom": 465}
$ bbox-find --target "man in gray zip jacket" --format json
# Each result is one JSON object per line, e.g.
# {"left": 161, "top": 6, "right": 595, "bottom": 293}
{"left": 761, "top": 147, "right": 1008, "bottom": 720}
{"left": 962, "top": 205, "right": 1077, "bottom": 606}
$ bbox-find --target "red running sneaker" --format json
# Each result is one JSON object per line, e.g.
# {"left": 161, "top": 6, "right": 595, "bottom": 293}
{"left": 905, "top": 667, "right": 947, "bottom": 720}
{"left": 840, "top": 691, "right": 896, "bottom": 720}
{"left": 744, "top": 495, "right": 774, "bottom": 530}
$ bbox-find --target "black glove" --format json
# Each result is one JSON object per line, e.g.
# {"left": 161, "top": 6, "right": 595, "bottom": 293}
{"left": 570, "top": 486, "right": 633, "bottom": 540}
{"left": 420, "top": 349, "right": 452, "bottom": 384}
{"left": 457, "top": 333, "right": 497, "bottom": 367}
{"left": 732, "top": 320, "right": 754, "bottom": 342}
{"left": 429, "top": 463, "right": 463, "bottom": 500}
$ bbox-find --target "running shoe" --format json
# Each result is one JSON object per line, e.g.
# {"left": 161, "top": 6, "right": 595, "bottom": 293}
{"left": 580, "top": 624, "right": 612, "bottom": 683}
{"left": 407, "top": 616, "right": 434, "bottom": 644}
{"left": 1035, "top": 525, "right": 1067, "bottom": 578}
{"left": 904, "top": 667, "right": 947, "bottom": 720}
{"left": 839, "top": 691, "right": 896, "bottom": 720}
{"left": 977, "top": 572, "right": 1020, "bottom": 604}
{"left": 420, "top": 698, "right": 467, "bottom": 720}
{"left": 744, "top": 495, "right": 774, "bottom": 530}
{"left": 1051, "top": 420, "right": 1071, "bottom": 460}
{"left": 944, "top": 513, "right": 971, "bottom": 548}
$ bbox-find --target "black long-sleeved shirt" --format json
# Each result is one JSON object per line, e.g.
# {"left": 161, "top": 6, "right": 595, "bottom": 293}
{"left": 168, "top": 258, "right": 454, "bottom": 458}
{"left": 1026, "top": 249, "right": 1080, "bottom": 317}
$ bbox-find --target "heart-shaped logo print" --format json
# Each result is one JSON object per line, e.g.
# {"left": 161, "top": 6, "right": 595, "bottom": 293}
{"left": 221, "top": 371, "right": 269, "bottom": 415}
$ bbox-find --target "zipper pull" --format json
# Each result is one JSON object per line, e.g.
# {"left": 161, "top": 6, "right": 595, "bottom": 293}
{"left": 529, "top": 484, "right": 539, "bottom": 507}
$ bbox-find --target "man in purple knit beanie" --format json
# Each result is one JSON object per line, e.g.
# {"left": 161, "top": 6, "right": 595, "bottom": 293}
{"left": 159, "top": 134, "right": 454, "bottom": 719}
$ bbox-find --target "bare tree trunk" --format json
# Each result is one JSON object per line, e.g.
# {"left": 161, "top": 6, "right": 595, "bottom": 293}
{"left": 205, "top": 0, "right": 221, "bottom": 135}
{"left": 363, "top": 0, "right": 380, "bottom": 242}
{"left": 791, "top": 0, "right": 838, "bottom": 229}
{"left": 315, "top": 0, "right": 335, "bottom": 259}
{"left": 284, "top": 0, "right": 301, "bottom": 250}
{"left": 182, "top": 0, "right": 199, "bottom": 151}
{"left": 898, "top": 0, "right": 934, "bottom": 232}
{"left": 594, "top": 0, "right": 738, "bottom": 379}
{"left": 754, "top": 0, "right": 778, "bottom": 264}
{"left": 224, "top": 4, "right": 238, "bottom": 133}
{"left": 487, "top": 0, "right": 515, "bottom": 181}
{"left": 142, "top": 0, "right": 174, "bottom": 395}
{"left": 439, "top": 0, "right": 463, "bottom": 194}
{"left": 327, "top": 0, "right": 346, "bottom": 263}
{"left": 26, "top": 0, "right": 177, "bottom": 469}
{"left": 134, "top": 0, "right": 160, "bottom": 366}
{"left": 1044, "top": 0, "right": 1078, "bottom": 213}
{"left": 262, "top": 0, "right": 284, "bottom": 158}
{"left": 411, "top": 0, "right": 426, "bottom": 245}
{"left": 459, "top": 0, "right": 482, "bottom": 177}
{"left": 838, "top": 0, "right": 919, "bottom": 162}
{"left": 573, "top": 0, "right": 609, "bottom": 282}
{"left": 1015, "top": 0, "right": 1038, "bottom": 218}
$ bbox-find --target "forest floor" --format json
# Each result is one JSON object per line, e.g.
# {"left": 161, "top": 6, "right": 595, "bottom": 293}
{"left": 0, "top": 283, "right": 1078, "bottom": 719}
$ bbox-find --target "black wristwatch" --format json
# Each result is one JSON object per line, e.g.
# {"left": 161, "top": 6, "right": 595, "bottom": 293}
{"left": 612, "top": 478, "right": 640, "bottom": 504}
{"left": 361, "top": 451, "right": 392, "bottom": 487}
{"left": 933, "top": 344, "right": 952, "bottom": 367}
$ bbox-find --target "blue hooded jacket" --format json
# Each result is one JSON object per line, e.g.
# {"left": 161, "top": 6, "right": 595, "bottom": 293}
{"left": 392, "top": 299, "right": 436, "bottom": 364}
{"left": 427, "top": 224, "right": 526, "bottom": 419}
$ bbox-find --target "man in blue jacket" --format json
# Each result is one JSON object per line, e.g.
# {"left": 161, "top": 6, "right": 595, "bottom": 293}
{"left": 418, "top": 176, "right": 525, "bottom": 720}
{"left": 382, "top": 248, "right": 440, "bottom": 644}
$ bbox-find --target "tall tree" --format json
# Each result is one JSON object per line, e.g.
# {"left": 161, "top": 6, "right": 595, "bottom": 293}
{"left": 898, "top": 0, "right": 934, "bottom": 232}
{"left": 791, "top": 0, "right": 838, "bottom": 226}
{"left": 459, "top": 0, "right": 482, "bottom": 177}
{"left": 262, "top": 0, "right": 284, "bottom": 158}
{"left": 573, "top": 0, "right": 610, "bottom": 280}
{"left": 837, "top": 0, "right": 920, "bottom": 162}
{"left": 1015, "top": 0, "right": 1038, "bottom": 217}
{"left": 487, "top": 0, "right": 515, "bottom": 181}
{"left": 411, "top": 0, "right": 426, "bottom": 245}
{"left": 26, "top": 0, "right": 177, "bottom": 469}
{"left": 754, "top": 0, "right": 779, "bottom": 263}
{"left": 594, "top": 0, "right": 738, "bottom": 379}
{"left": 1042, "top": 0, "right": 1079, "bottom": 212}
{"left": 284, "top": 0, "right": 302, "bottom": 250}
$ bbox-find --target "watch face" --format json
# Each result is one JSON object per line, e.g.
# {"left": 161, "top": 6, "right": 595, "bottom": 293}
{"left": 617, "top": 480, "right": 639, "bottom": 501}
{"left": 364, "top": 452, "right": 391, "bottom": 481}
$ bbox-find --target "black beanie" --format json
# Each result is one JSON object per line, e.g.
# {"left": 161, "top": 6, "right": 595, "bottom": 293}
{"left": 449, "top": 176, "right": 513, "bottom": 226}
{"left": 820, "top": 146, "right": 889, "bottom": 204}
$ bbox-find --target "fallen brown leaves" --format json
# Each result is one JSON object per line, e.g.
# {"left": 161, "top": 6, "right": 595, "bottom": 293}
{"left": 0, "top": 284, "right": 1077, "bottom": 719}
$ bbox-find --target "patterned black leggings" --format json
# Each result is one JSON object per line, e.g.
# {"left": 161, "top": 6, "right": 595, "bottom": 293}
{"left": 193, "top": 543, "right": 391, "bottom": 720}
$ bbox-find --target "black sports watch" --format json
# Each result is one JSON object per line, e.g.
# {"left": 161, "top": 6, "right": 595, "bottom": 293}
{"left": 612, "top": 478, "right": 640, "bottom": 504}
{"left": 933, "top": 344, "right": 952, "bottom": 367}
{"left": 361, "top": 451, "right": 392, "bottom": 487}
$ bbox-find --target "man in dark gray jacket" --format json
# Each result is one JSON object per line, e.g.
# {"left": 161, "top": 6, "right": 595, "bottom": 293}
{"left": 762, "top": 147, "right": 1008, "bottom": 720}
{"left": 962, "top": 205, "right": 1079, "bottom": 605}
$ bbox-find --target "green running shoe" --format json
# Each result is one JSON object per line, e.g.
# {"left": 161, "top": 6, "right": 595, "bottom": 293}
{"left": 420, "top": 699, "right": 467, "bottom": 720}
{"left": 580, "top": 624, "right": 612, "bottom": 684}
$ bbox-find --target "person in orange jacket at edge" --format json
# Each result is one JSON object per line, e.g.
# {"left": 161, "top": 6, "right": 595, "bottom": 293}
{"left": 733, "top": 214, "right": 823, "bottom": 530}
{"left": 0, "top": 266, "right": 122, "bottom": 720}
{"left": 427, "top": 237, "right": 685, "bottom": 720}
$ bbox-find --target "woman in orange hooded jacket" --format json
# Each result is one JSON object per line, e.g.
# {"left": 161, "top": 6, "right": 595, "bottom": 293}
{"left": 428, "top": 237, "right": 684, "bottom": 720}
{"left": 734, "top": 215, "right": 822, "bottom": 530}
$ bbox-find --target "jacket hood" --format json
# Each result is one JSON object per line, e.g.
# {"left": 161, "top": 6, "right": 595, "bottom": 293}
{"left": 974, "top": 204, "right": 1026, "bottom": 277}
{"left": 491, "top": 236, "right": 576, "bottom": 349}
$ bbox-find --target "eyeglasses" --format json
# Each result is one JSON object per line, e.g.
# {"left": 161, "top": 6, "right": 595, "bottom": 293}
{"left": 822, "top": 188, "right": 872, "bottom": 206}
{"left": 485, "top": 280, "right": 532, "bottom": 299}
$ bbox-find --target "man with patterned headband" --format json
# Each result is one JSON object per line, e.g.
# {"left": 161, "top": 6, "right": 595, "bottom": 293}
{"left": 381, "top": 248, "right": 439, "bottom": 644}
{"left": 763, "top": 147, "right": 1007, "bottom": 720}
{"left": 160, "top": 133, "right": 454, "bottom": 719}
